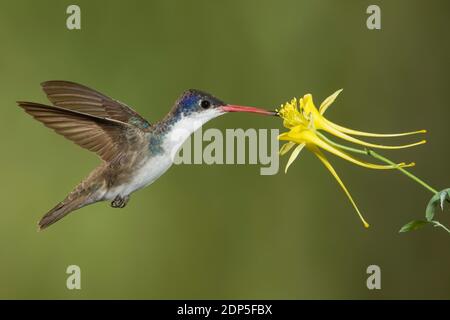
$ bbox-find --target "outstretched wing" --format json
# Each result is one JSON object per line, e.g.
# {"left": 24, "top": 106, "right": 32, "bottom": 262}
{"left": 17, "top": 102, "right": 145, "bottom": 162}
{"left": 41, "top": 80, "right": 151, "bottom": 131}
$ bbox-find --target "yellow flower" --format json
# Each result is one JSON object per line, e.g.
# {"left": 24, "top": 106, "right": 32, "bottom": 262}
{"left": 277, "top": 90, "right": 427, "bottom": 228}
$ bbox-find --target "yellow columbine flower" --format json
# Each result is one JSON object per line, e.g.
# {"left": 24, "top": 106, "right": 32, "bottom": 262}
{"left": 277, "top": 90, "right": 427, "bottom": 228}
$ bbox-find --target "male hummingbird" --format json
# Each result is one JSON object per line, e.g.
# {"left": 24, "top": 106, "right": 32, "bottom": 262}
{"left": 18, "top": 81, "right": 274, "bottom": 230}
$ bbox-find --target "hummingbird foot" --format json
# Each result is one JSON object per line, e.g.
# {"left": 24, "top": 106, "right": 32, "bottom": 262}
{"left": 111, "top": 195, "right": 130, "bottom": 208}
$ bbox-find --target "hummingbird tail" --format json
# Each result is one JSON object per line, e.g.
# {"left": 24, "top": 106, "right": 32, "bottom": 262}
{"left": 38, "top": 193, "right": 95, "bottom": 231}
{"left": 38, "top": 200, "right": 81, "bottom": 231}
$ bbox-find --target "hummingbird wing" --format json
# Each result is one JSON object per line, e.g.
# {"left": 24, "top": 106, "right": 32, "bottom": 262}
{"left": 17, "top": 101, "right": 146, "bottom": 162}
{"left": 40, "top": 80, "right": 151, "bottom": 131}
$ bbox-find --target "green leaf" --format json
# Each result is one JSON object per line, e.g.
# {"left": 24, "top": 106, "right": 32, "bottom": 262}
{"left": 399, "top": 220, "right": 429, "bottom": 233}
{"left": 425, "top": 193, "right": 440, "bottom": 221}
{"left": 439, "top": 188, "right": 450, "bottom": 211}
{"left": 426, "top": 188, "right": 450, "bottom": 221}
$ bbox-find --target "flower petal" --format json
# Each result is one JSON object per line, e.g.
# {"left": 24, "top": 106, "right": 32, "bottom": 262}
{"left": 302, "top": 131, "right": 415, "bottom": 170}
{"left": 311, "top": 146, "right": 369, "bottom": 228}
{"left": 279, "top": 141, "right": 296, "bottom": 156}
{"left": 321, "top": 121, "right": 427, "bottom": 150}
{"left": 300, "top": 94, "right": 316, "bottom": 115}
{"left": 285, "top": 143, "right": 306, "bottom": 173}
{"left": 319, "top": 89, "right": 343, "bottom": 115}
{"left": 324, "top": 118, "right": 426, "bottom": 137}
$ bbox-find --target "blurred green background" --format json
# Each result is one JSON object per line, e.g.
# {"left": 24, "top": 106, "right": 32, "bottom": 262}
{"left": 0, "top": 0, "right": 449, "bottom": 299}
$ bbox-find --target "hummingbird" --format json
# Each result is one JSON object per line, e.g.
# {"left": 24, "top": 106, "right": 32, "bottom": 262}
{"left": 18, "top": 81, "right": 275, "bottom": 230}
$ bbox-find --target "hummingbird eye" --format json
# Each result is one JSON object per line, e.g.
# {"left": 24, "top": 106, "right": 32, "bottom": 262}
{"left": 200, "top": 99, "right": 211, "bottom": 109}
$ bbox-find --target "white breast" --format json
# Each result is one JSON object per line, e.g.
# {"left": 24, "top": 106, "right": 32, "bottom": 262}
{"left": 103, "top": 155, "right": 172, "bottom": 200}
{"left": 104, "top": 109, "right": 223, "bottom": 200}
{"left": 163, "top": 109, "right": 222, "bottom": 161}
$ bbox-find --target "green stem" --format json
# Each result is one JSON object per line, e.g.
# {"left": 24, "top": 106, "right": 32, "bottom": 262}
{"left": 367, "top": 150, "right": 438, "bottom": 194}
{"left": 432, "top": 221, "right": 450, "bottom": 234}
{"left": 315, "top": 131, "right": 438, "bottom": 194}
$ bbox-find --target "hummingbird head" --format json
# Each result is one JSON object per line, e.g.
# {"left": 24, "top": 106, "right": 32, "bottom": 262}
{"left": 171, "top": 89, "right": 275, "bottom": 123}
{"left": 160, "top": 90, "right": 276, "bottom": 159}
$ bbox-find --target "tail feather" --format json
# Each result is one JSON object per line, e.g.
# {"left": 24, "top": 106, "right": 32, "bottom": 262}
{"left": 35, "top": 156, "right": 105, "bottom": 230}
{"left": 38, "top": 199, "right": 84, "bottom": 230}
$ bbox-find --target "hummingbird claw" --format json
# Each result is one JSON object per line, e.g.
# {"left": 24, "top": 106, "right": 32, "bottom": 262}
{"left": 111, "top": 195, "right": 130, "bottom": 208}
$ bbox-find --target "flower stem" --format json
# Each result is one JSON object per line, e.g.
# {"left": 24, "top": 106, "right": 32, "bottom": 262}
{"left": 432, "top": 221, "right": 450, "bottom": 233}
{"left": 315, "top": 131, "right": 438, "bottom": 194}
{"left": 366, "top": 149, "right": 438, "bottom": 194}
